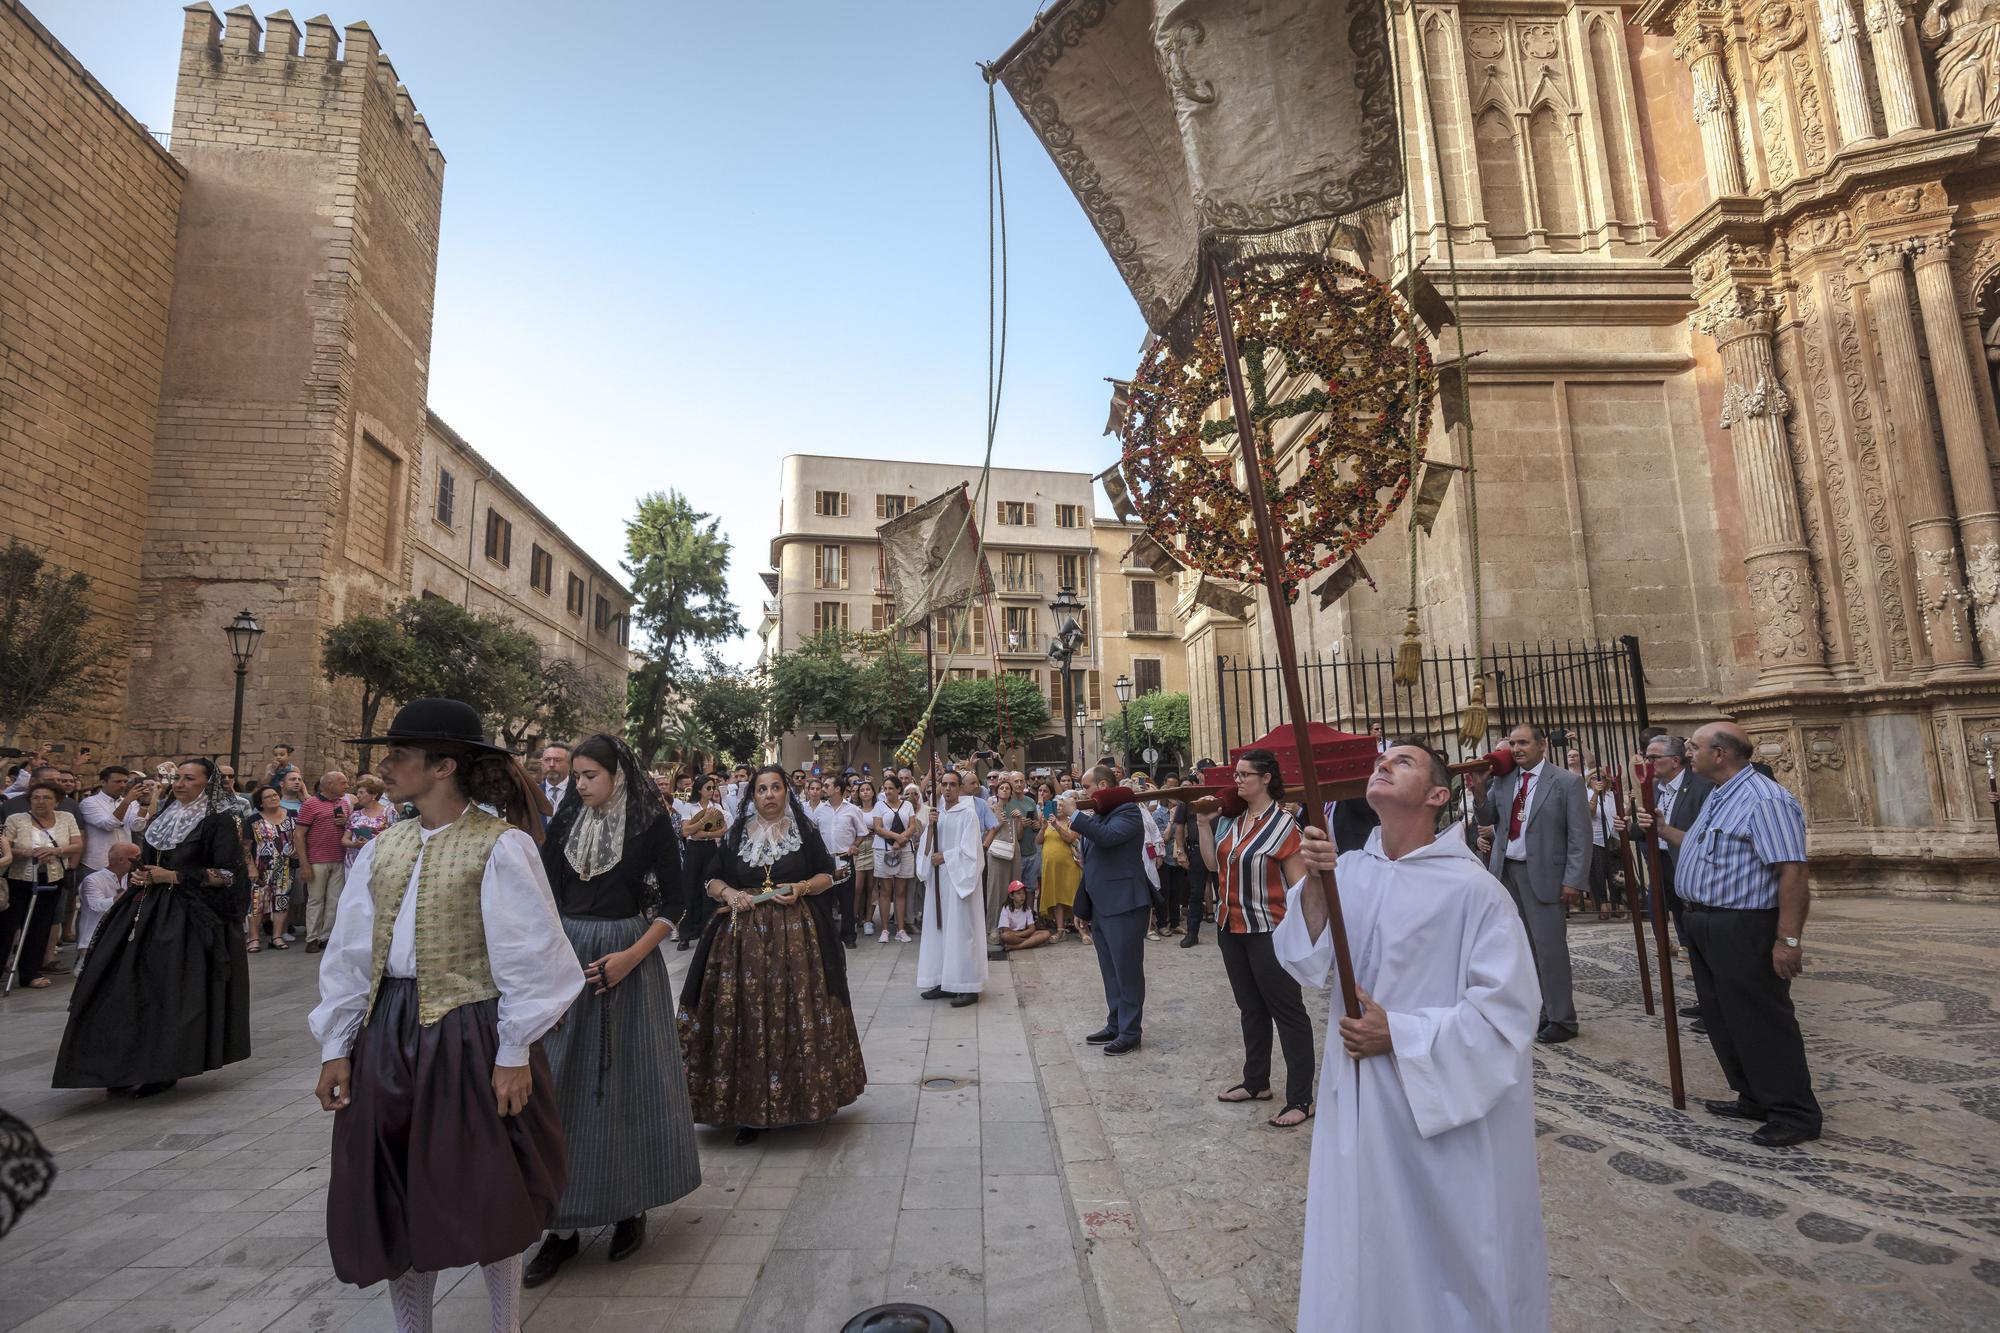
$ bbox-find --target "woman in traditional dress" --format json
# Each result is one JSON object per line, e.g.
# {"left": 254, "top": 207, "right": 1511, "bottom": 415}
{"left": 676, "top": 773, "right": 727, "bottom": 951}
{"left": 524, "top": 734, "right": 700, "bottom": 1287}
{"left": 246, "top": 785, "right": 297, "bottom": 952}
{"left": 678, "top": 765, "right": 866, "bottom": 1145}
{"left": 54, "top": 758, "right": 249, "bottom": 1097}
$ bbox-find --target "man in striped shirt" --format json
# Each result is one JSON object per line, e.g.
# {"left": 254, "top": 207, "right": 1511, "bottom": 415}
{"left": 1638, "top": 721, "right": 1821, "bottom": 1147}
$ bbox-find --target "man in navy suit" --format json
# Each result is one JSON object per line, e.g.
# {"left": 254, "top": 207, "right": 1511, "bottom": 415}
{"left": 1064, "top": 765, "right": 1151, "bottom": 1055}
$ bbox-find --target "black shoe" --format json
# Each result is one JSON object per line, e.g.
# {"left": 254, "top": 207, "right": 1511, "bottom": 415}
{"left": 1103, "top": 1036, "right": 1141, "bottom": 1056}
{"left": 676, "top": 937, "right": 693, "bottom": 951}
{"left": 1678, "top": 1004, "right": 1701, "bottom": 1018}
{"left": 950, "top": 992, "right": 978, "bottom": 1007}
{"left": 1751, "top": 1122, "right": 1820, "bottom": 1149}
{"left": 1689, "top": 1018, "right": 1709, "bottom": 1036}
{"left": 843, "top": 935, "right": 857, "bottom": 949}
{"left": 1702, "top": 1099, "right": 1768, "bottom": 1122}
{"left": 1534, "top": 1026, "right": 1576, "bottom": 1046}
{"left": 1179, "top": 933, "right": 1199, "bottom": 948}
{"left": 609, "top": 1213, "right": 647, "bottom": 1262}
{"left": 1084, "top": 1026, "right": 1118, "bottom": 1044}
{"left": 523, "top": 1232, "right": 578, "bottom": 1288}
{"left": 734, "top": 1126, "right": 762, "bottom": 1146}
{"left": 130, "top": 1080, "right": 178, "bottom": 1098}
{"left": 921, "top": 986, "right": 948, "bottom": 1000}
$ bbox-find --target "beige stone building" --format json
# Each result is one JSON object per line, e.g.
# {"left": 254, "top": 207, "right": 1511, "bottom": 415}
{"left": 764, "top": 456, "right": 1101, "bottom": 769}
{"left": 1162, "top": 0, "right": 2000, "bottom": 893}
{"left": 0, "top": 2, "right": 629, "bottom": 773}
{"left": 1091, "top": 518, "right": 1191, "bottom": 768}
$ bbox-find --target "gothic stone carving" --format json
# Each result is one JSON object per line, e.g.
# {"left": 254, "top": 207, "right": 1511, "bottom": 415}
{"left": 1830, "top": 270, "right": 1916, "bottom": 671}
{"left": 1920, "top": 0, "right": 2000, "bottom": 127}
{"left": 1748, "top": 560, "right": 1828, "bottom": 662}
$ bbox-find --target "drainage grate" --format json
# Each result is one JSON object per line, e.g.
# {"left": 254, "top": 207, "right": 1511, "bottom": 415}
{"left": 920, "top": 1076, "right": 973, "bottom": 1091}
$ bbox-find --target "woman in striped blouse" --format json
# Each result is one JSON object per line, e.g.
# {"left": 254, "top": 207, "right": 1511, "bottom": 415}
{"left": 1196, "top": 749, "right": 1317, "bottom": 1129}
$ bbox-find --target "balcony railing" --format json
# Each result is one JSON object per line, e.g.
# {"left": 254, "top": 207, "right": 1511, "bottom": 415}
{"left": 997, "top": 571, "right": 1046, "bottom": 597}
{"left": 1122, "top": 611, "right": 1172, "bottom": 636}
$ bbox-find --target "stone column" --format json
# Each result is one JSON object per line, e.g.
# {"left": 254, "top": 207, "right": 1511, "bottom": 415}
{"left": 1862, "top": 0, "right": 1923, "bottom": 132}
{"left": 1677, "top": 25, "right": 1747, "bottom": 196}
{"left": 1860, "top": 241, "right": 1977, "bottom": 666}
{"left": 1910, "top": 232, "right": 2000, "bottom": 658}
{"left": 1695, "top": 289, "right": 1832, "bottom": 686}
{"left": 1817, "top": 0, "right": 1881, "bottom": 146}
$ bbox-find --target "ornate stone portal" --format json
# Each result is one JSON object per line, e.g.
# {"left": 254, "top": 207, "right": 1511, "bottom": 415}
{"left": 1173, "top": 0, "right": 2000, "bottom": 894}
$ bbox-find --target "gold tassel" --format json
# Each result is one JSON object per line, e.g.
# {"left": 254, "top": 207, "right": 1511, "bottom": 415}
{"left": 1458, "top": 676, "right": 1489, "bottom": 747}
{"left": 1392, "top": 609, "right": 1423, "bottom": 687}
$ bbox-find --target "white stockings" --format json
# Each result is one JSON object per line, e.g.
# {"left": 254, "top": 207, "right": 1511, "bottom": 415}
{"left": 387, "top": 1254, "right": 526, "bottom": 1333}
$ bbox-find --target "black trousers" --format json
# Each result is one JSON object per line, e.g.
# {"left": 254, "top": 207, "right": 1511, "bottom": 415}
{"left": 1183, "top": 858, "right": 1209, "bottom": 938}
{"left": 1683, "top": 905, "right": 1821, "bottom": 1134}
{"left": 1154, "top": 864, "right": 1187, "bottom": 930}
{"left": 1217, "top": 927, "right": 1316, "bottom": 1107}
{"left": 831, "top": 873, "right": 857, "bottom": 944}
{"left": 3, "top": 886, "right": 63, "bottom": 986}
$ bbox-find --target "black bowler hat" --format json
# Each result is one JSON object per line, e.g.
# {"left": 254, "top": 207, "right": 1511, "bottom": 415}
{"left": 346, "top": 698, "right": 509, "bottom": 754}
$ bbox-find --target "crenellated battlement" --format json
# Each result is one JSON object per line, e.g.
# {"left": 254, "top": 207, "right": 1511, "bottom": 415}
{"left": 178, "top": 3, "right": 442, "bottom": 172}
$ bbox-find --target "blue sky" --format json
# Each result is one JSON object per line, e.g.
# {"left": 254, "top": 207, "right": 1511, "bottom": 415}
{"left": 39, "top": 0, "right": 1143, "bottom": 665}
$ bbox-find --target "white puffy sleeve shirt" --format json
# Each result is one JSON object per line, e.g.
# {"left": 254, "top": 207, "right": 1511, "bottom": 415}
{"left": 309, "top": 822, "right": 585, "bottom": 1067}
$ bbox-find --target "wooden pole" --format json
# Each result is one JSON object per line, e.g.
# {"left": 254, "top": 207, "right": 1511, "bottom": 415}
{"left": 1205, "top": 251, "right": 1360, "bottom": 1021}
{"left": 1615, "top": 793, "right": 1655, "bottom": 1017}
{"left": 1631, "top": 767, "right": 1686, "bottom": 1109}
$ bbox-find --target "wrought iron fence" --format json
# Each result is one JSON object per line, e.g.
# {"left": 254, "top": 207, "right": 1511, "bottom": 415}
{"left": 1214, "top": 635, "right": 1652, "bottom": 767}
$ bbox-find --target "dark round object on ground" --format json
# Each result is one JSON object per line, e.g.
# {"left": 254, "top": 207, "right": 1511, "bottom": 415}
{"left": 841, "top": 1305, "right": 955, "bottom": 1333}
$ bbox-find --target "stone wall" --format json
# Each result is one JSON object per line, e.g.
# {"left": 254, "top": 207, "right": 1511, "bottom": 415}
{"left": 0, "top": 0, "right": 184, "bottom": 752}
{"left": 125, "top": 5, "right": 443, "bottom": 776}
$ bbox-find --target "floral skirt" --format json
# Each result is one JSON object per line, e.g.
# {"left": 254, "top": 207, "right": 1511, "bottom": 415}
{"left": 677, "top": 903, "right": 867, "bottom": 1129}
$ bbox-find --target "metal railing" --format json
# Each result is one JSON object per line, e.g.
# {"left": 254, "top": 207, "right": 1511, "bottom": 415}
{"left": 997, "top": 571, "right": 1046, "bottom": 596}
{"left": 1215, "top": 636, "right": 1650, "bottom": 765}
{"left": 1122, "top": 610, "right": 1171, "bottom": 635}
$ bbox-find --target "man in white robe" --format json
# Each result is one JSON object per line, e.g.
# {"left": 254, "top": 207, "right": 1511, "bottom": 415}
{"left": 1272, "top": 742, "right": 1550, "bottom": 1333}
{"left": 917, "top": 768, "right": 986, "bottom": 1008}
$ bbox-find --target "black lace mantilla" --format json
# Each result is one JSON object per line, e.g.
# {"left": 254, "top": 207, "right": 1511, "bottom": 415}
{"left": 0, "top": 1106, "right": 56, "bottom": 1239}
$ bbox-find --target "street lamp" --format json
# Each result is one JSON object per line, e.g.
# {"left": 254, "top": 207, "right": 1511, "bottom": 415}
{"left": 224, "top": 608, "right": 263, "bottom": 778}
{"left": 1114, "top": 672, "right": 1133, "bottom": 768}
{"left": 1142, "top": 710, "right": 1156, "bottom": 771}
{"left": 1048, "top": 582, "right": 1086, "bottom": 767}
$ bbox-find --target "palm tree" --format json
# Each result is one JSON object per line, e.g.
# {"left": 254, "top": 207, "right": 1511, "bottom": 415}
{"left": 661, "top": 710, "right": 714, "bottom": 774}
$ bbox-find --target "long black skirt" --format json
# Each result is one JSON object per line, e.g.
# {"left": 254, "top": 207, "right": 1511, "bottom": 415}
{"left": 52, "top": 886, "right": 249, "bottom": 1089}
{"left": 327, "top": 978, "right": 567, "bottom": 1285}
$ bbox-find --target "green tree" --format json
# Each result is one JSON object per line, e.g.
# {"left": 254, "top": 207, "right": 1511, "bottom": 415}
{"left": 321, "top": 611, "right": 426, "bottom": 775}
{"left": 766, "top": 630, "right": 866, "bottom": 763}
{"left": 0, "top": 541, "right": 116, "bottom": 746}
{"left": 854, "top": 645, "right": 931, "bottom": 754}
{"left": 623, "top": 492, "right": 742, "bottom": 762}
{"left": 679, "top": 657, "right": 770, "bottom": 767}
{"left": 930, "top": 675, "right": 1051, "bottom": 754}
{"left": 397, "top": 597, "right": 542, "bottom": 724}
{"left": 1103, "top": 690, "right": 1192, "bottom": 765}
{"left": 0, "top": 540, "right": 117, "bottom": 740}
{"left": 493, "top": 654, "right": 623, "bottom": 754}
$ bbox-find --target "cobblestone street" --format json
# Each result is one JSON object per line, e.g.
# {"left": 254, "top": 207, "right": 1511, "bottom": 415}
{"left": 4, "top": 897, "right": 1999, "bottom": 1331}
{"left": 1015, "top": 895, "right": 2000, "bottom": 1331}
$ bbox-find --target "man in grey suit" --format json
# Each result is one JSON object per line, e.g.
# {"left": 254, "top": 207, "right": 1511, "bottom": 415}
{"left": 1469, "top": 724, "right": 1592, "bottom": 1044}
{"left": 1063, "top": 766, "right": 1151, "bottom": 1055}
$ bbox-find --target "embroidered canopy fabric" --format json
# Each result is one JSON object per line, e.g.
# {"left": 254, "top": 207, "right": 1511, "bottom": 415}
{"left": 878, "top": 486, "right": 994, "bottom": 624}
{"left": 994, "top": 0, "right": 1404, "bottom": 338}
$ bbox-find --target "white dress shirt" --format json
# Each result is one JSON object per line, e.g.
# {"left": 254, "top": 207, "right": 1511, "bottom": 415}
{"left": 812, "top": 798, "right": 869, "bottom": 866}
{"left": 78, "top": 791, "right": 140, "bottom": 871}
{"left": 78, "top": 867, "right": 126, "bottom": 949}
{"left": 1502, "top": 760, "right": 1548, "bottom": 863}
{"left": 542, "top": 778, "right": 570, "bottom": 812}
{"left": 1656, "top": 769, "right": 1684, "bottom": 825}
{"left": 309, "top": 820, "right": 584, "bottom": 1067}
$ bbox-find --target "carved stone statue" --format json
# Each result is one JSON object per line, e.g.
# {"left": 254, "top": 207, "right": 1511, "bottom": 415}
{"left": 1922, "top": 0, "right": 2000, "bottom": 126}
{"left": 1750, "top": 0, "right": 1810, "bottom": 60}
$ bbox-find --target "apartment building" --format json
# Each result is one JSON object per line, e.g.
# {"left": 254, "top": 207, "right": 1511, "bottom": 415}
{"left": 765, "top": 455, "right": 1099, "bottom": 769}
{"left": 1091, "top": 518, "right": 1190, "bottom": 767}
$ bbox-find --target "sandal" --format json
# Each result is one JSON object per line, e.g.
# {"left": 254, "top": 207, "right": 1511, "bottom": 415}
{"left": 1268, "top": 1103, "right": 1315, "bottom": 1128}
{"left": 25, "top": 977, "right": 52, "bottom": 989}
{"left": 246, "top": 941, "right": 262, "bottom": 953}
{"left": 1217, "top": 1084, "right": 1273, "bottom": 1103}
{"left": 271, "top": 939, "right": 288, "bottom": 950}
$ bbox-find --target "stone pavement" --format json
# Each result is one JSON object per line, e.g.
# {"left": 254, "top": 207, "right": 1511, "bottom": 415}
{"left": 1014, "top": 895, "right": 2000, "bottom": 1332}
{"left": 0, "top": 936, "right": 1095, "bottom": 1333}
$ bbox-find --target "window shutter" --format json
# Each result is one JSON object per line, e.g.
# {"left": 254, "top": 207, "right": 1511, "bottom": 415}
{"left": 1026, "top": 503, "right": 1036, "bottom": 526}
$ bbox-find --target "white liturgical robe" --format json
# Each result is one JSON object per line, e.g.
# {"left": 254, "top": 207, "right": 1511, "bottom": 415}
{"left": 916, "top": 798, "right": 987, "bottom": 995}
{"left": 1272, "top": 826, "right": 1550, "bottom": 1333}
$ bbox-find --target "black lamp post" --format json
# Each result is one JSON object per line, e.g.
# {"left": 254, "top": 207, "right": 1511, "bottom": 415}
{"left": 1047, "top": 582, "right": 1085, "bottom": 766}
{"left": 1114, "top": 673, "right": 1133, "bottom": 769}
{"left": 224, "top": 609, "right": 264, "bottom": 779}
{"left": 1142, "top": 708, "right": 1156, "bottom": 770}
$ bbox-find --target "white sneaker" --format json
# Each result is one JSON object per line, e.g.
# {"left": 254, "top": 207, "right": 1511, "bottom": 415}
{"left": 880, "top": 930, "right": 892, "bottom": 943}
{"left": 896, "top": 930, "right": 911, "bottom": 943}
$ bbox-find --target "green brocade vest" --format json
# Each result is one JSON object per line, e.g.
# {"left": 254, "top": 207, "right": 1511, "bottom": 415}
{"left": 363, "top": 807, "right": 507, "bottom": 1027}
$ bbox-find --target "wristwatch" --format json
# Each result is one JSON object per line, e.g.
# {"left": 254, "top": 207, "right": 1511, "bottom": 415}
{"left": 1781, "top": 936, "right": 1801, "bottom": 949}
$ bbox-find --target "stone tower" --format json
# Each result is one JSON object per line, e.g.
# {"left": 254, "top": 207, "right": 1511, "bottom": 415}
{"left": 124, "top": 5, "right": 444, "bottom": 771}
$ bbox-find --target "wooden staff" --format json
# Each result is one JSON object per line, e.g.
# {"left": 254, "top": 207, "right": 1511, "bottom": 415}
{"left": 1631, "top": 763, "right": 1686, "bottom": 1110}
{"left": 1614, "top": 790, "right": 1655, "bottom": 1016}
{"left": 1205, "top": 251, "right": 1359, "bottom": 1021}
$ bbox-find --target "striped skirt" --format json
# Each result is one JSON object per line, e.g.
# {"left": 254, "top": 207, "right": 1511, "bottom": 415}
{"left": 544, "top": 915, "right": 702, "bottom": 1230}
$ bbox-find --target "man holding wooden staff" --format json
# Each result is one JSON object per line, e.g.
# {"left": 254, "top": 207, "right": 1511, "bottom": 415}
{"left": 1276, "top": 740, "right": 1550, "bottom": 1332}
